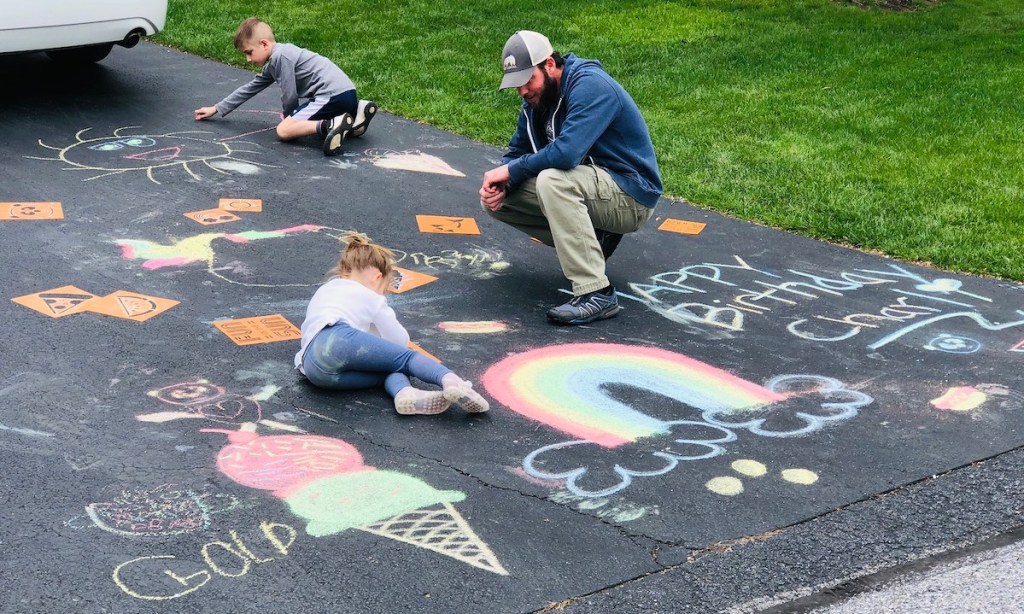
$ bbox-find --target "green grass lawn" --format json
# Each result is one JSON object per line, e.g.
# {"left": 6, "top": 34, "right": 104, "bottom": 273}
{"left": 158, "top": 0, "right": 1024, "bottom": 281}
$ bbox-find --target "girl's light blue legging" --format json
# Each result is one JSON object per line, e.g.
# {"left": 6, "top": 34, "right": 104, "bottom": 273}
{"left": 301, "top": 323, "right": 452, "bottom": 398}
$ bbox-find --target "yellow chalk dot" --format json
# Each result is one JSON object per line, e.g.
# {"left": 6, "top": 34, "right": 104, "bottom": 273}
{"left": 706, "top": 476, "right": 744, "bottom": 496}
{"left": 781, "top": 469, "right": 818, "bottom": 485}
{"left": 732, "top": 459, "right": 767, "bottom": 477}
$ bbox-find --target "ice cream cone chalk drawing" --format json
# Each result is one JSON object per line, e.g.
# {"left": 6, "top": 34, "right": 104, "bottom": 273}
{"left": 201, "top": 423, "right": 508, "bottom": 575}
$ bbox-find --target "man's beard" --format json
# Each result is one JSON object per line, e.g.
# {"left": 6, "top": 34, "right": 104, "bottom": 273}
{"left": 534, "top": 70, "right": 560, "bottom": 115}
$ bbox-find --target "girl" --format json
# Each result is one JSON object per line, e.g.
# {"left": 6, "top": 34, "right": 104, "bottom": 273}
{"left": 294, "top": 233, "right": 489, "bottom": 415}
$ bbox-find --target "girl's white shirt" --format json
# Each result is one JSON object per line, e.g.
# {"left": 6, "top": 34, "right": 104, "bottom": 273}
{"left": 294, "top": 277, "right": 410, "bottom": 371}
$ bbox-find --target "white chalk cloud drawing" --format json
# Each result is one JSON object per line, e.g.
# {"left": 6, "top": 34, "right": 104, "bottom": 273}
{"left": 523, "top": 374, "right": 871, "bottom": 498}
{"left": 364, "top": 149, "right": 465, "bottom": 176}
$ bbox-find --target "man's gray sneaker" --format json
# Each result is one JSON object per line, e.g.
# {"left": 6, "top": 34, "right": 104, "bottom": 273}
{"left": 546, "top": 288, "right": 621, "bottom": 325}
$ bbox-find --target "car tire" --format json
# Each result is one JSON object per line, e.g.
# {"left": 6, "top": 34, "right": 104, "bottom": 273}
{"left": 45, "top": 43, "right": 114, "bottom": 64}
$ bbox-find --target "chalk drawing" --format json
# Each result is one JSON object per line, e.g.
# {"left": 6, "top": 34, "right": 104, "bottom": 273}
{"left": 623, "top": 257, "right": 1022, "bottom": 352}
{"left": 116, "top": 224, "right": 346, "bottom": 287}
{"left": 203, "top": 424, "right": 507, "bottom": 575}
{"left": 705, "top": 459, "right": 818, "bottom": 496}
{"left": 931, "top": 386, "right": 987, "bottom": 411}
{"left": 924, "top": 334, "right": 982, "bottom": 354}
{"left": 547, "top": 491, "right": 650, "bottom": 522}
{"left": 483, "top": 343, "right": 786, "bottom": 448}
{"left": 438, "top": 321, "right": 509, "bottom": 334}
{"left": 70, "top": 484, "right": 239, "bottom": 536}
{"left": 391, "top": 246, "right": 510, "bottom": 279}
{"left": 867, "top": 311, "right": 1024, "bottom": 350}
{"left": 0, "top": 422, "right": 54, "bottom": 438}
{"left": 28, "top": 127, "right": 274, "bottom": 184}
{"left": 976, "top": 384, "right": 1024, "bottom": 410}
{"left": 931, "top": 384, "right": 1024, "bottom": 412}
{"left": 113, "top": 521, "right": 297, "bottom": 600}
{"left": 365, "top": 149, "right": 465, "bottom": 176}
{"left": 137, "top": 379, "right": 294, "bottom": 432}
{"left": 483, "top": 343, "right": 870, "bottom": 498}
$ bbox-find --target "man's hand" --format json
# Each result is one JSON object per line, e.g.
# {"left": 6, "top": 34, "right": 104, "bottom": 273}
{"left": 194, "top": 106, "right": 218, "bottom": 121}
{"left": 480, "top": 165, "right": 511, "bottom": 212}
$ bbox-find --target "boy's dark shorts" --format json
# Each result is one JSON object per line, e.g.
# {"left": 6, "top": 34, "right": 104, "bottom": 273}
{"left": 291, "top": 90, "right": 358, "bottom": 121}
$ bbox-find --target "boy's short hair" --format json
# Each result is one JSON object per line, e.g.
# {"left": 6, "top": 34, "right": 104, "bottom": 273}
{"left": 233, "top": 18, "right": 275, "bottom": 50}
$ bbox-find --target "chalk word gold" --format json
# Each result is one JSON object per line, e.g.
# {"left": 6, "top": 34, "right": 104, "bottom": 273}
{"left": 112, "top": 521, "right": 296, "bottom": 601}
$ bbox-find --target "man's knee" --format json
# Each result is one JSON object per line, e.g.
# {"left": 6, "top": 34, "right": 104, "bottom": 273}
{"left": 536, "top": 168, "right": 570, "bottom": 189}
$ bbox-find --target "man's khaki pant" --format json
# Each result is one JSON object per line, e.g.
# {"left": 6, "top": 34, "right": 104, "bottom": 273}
{"left": 482, "top": 165, "right": 653, "bottom": 295}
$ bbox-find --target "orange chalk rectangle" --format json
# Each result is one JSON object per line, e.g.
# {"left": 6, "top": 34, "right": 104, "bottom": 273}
{"left": 658, "top": 218, "right": 706, "bottom": 235}
{"left": 214, "top": 314, "right": 301, "bottom": 346}
{"left": 11, "top": 285, "right": 97, "bottom": 318}
{"left": 81, "top": 291, "right": 180, "bottom": 322}
{"left": 416, "top": 215, "right": 481, "bottom": 235}
{"left": 185, "top": 208, "right": 241, "bottom": 225}
{"left": 0, "top": 202, "right": 63, "bottom": 220}
{"left": 407, "top": 342, "right": 441, "bottom": 363}
{"left": 391, "top": 267, "right": 438, "bottom": 294}
{"left": 219, "top": 198, "right": 263, "bottom": 212}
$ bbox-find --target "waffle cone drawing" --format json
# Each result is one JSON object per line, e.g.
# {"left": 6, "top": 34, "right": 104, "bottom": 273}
{"left": 356, "top": 502, "right": 508, "bottom": 575}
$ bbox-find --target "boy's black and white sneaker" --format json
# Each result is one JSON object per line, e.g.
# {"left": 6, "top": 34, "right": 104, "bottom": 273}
{"left": 546, "top": 288, "right": 621, "bottom": 325}
{"left": 348, "top": 100, "right": 378, "bottom": 138}
{"left": 322, "top": 113, "right": 354, "bottom": 156}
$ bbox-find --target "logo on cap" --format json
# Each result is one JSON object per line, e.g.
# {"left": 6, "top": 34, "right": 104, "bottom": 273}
{"left": 503, "top": 55, "right": 517, "bottom": 71}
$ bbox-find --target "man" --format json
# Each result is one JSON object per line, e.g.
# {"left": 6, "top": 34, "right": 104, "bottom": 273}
{"left": 480, "top": 30, "right": 662, "bottom": 325}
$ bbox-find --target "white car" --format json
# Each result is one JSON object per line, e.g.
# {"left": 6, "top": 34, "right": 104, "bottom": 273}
{"left": 0, "top": 1, "right": 168, "bottom": 63}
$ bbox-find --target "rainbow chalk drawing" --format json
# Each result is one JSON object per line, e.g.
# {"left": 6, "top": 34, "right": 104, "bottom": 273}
{"left": 203, "top": 425, "right": 507, "bottom": 575}
{"left": 482, "top": 343, "right": 787, "bottom": 448}
{"left": 484, "top": 343, "right": 872, "bottom": 498}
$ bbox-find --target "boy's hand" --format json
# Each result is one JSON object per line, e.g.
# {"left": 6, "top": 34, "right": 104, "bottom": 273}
{"left": 194, "top": 106, "right": 218, "bottom": 121}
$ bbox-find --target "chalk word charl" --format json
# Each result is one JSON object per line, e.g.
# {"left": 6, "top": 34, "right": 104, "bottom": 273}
{"left": 482, "top": 343, "right": 871, "bottom": 498}
{"left": 621, "top": 256, "right": 1024, "bottom": 350}
{"left": 113, "top": 521, "right": 296, "bottom": 600}
{"left": 27, "top": 127, "right": 273, "bottom": 184}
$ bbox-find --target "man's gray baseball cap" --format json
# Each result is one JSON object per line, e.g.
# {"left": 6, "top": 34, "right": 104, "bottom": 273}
{"left": 499, "top": 30, "right": 553, "bottom": 90}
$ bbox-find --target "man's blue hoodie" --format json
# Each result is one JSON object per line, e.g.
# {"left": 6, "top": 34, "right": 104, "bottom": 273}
{"left": 502, "top": 53, "right": 663, "bottom": 208}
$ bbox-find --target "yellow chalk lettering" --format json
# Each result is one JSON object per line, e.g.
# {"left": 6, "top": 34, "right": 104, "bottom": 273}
{"left": 230, "top": 529, "right": 275, "bottom": 563}
{"left": 261, "top": 521, "right": 297, "bottom": 555}
{"left": 201, "top": 541, "right": 252, "bottom": 578}
{"left": 112, "top": 555, "right": 210, "bottom": 601}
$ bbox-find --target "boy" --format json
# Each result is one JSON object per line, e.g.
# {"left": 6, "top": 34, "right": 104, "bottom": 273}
{"left": 194, "top": 17, "right": 376, "bottom": 155}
